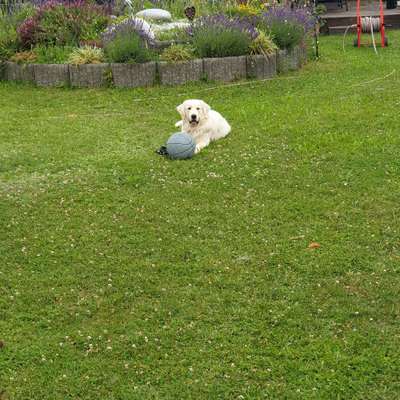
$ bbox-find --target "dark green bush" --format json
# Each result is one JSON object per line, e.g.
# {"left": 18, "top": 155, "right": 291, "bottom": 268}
{"left": 103, "top": 32, "right": 153, "bottom": 63}
{"left": 0, "top": 5, "right": 35, "bottom": 60}
{"left": 265, "top": 21, "right": 304, "bottom": 50}
{"left": 189, "top": 15, "right": 257, "bottom": 58}
{"left": 0, "top": 23, "right": 18, "bottom": 60}
{"left": 33, "top": 45, "right": 74, "bottom": 64}
{"left": 258, "top": 7, "right": 314, "bottom": 49}
{"left": 192, "top": 27, "right": 252, "bottom": 58}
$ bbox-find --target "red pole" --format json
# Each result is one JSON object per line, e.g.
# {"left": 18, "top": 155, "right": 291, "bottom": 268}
{"left": 357, "top": 0, "right": 361, "bottom": 47}
{"left": 379, "top": 0, "right": 385, "bottom": 47}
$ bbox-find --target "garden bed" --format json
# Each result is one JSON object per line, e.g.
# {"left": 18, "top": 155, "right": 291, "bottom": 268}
{"left": 0, "top": 45, "right": 306, "bottom": 88}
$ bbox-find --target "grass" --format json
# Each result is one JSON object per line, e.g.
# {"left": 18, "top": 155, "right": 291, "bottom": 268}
{"left": 1, "top": 33, "right": 400, "bottom": 399}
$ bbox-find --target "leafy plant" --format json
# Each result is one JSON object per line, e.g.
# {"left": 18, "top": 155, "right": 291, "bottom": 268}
{"left": 103, "top": 34, "right": 153, "bottom": 63}
{"left": 258, "top": 6, "right": 315, "bottom": 49}
{"left": 267, "top": 21, "right": 304, "bottom": 50}
{"left": 315, "top": 4, "right": 327, "bottom": 15}
{"left": 102, "top": 17, "right": 154, "bottom": 63}
{"left": 17, "top": 0, "right": 110, "bottom": 49}
{"left": 192, "top": 27, "right": 252, "bottom": 58}
{"left": 33, "top": 44, "right": 74, "bottom": 63}
{"left": 160, "top": 43, "right": 194, "bottom": 62}
{"left": 249, "top": 30, "right": 277, "bottom": 56}
{"left": 226, "top": 3, "right": 262, "bottom": 17}
{"left": 10, "top": 50, "right": 37, "bottom": 63}
{"left": 155, "top": 27, "right": 189, "bottom": 42}
{"left": 67, "top": 45, "right": 105, "bottom": 64}
{"left": 190, "top": 14, "right": 258, "bottom": 58}
{"left": 0, "top": 21, "right": 18, "bottom": 59}
{"left": 0, "top": 5, "right": 35, "bottom": 60}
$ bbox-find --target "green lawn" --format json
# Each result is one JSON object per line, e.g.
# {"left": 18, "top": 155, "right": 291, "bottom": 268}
{"left": 1, "top": 33, "right": 400, "bottom": 399}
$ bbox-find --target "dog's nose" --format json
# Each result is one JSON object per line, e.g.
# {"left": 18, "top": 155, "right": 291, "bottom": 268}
{"left": 191, "top": 114, "right": 197, "bottom": 120}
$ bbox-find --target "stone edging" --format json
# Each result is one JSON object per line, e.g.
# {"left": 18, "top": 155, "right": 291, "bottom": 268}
{"left": 0, "top": 45, "right": 307, "bottom": 88}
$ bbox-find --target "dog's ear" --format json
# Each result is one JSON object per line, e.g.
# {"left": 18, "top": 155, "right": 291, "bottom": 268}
{"left": 176, "top": 103, "right": 185, "bottom": 119}
{"left": 199, "top": 101, "right": 211, "bottom": 119}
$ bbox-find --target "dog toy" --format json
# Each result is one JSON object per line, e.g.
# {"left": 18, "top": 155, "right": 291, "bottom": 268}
{"left": 156, "top": 132, "right": 195, "bottom": 159}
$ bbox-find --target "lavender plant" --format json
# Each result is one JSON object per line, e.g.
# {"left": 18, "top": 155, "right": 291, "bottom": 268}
{"left": 189, "top": 14, "right": 259, "bottom": 40}
{"left": 261, "top": 6, "right": 315, "bottom": 33}
{"left": 102, "top": 17, "right": 154, "bottom": 46}
{"left": 189, "top": 14, "right": 258, "bottom": 58}
{"left": 258, "top": 6, "right": 315, "bottom": 49}
{"left": 102, "top": 17, "right": 154, "bottom": 63}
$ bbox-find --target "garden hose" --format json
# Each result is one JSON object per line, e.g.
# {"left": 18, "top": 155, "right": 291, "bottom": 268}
{"left": 342, "top": 17, "right": 381, "bottom": 54}
{"left": 342, "top": 24, "right": 357, "bottom": 52}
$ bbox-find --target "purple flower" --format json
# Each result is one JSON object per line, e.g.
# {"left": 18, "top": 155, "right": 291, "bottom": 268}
{"left": 189, "top": 14, "right": 259, "bottom": 40}
{"left": 260, "top": 6, "right": 315, "bottom": 33}
{"left": 102, "top": 17, "right": 155, "bottom": 46}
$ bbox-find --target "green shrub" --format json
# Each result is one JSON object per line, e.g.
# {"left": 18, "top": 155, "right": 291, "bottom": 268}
{"left": 192, "top": 27, "right": 252, "bottom": 58}
{"left": 33, "top": 45, "right": 74, "bottom": 64}
{"left": 160, "top": 44, "right": 194, "bottom": 63}
{"left": 249, "top": 31, "right": 277, "bottom": 56}
{"left": 268, "top": 21, "right": 304, "bottom": 50}
{"left": 67, "top": 46, "right": 105, "bottom": 65}
{"left": 0, "top": 5, "right": 35, "bottom": 60}
{"left": 103, "top": 32, "right": 153, "bottom": 63}
{"left": 258, "top": 7, "right": 314, "bottom": 49}
{"left": 0, "top": 23, "right": 18, "bottom": 60}
{"left": 17, "top": 1, "right": 110, "bottom": 48}
{"left": 189, "top": 15, "right": 258, "bottom": 58}
{"left": 102, "top": 17, "right": 155, "bottom": 63}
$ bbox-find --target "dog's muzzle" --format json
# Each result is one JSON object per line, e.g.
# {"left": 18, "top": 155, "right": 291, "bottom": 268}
{"left": 190, "top": 115, "right": 199, "bottom": 125}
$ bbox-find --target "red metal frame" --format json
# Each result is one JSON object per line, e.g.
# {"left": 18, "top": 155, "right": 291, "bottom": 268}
{"left": 356, "top": 0, "right": 386, "bottom": 47}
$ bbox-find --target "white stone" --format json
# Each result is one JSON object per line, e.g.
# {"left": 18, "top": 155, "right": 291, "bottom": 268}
{"left": 106, "top": 17, "right": 155, "bottom": 41}
{"left": 151, "top": 20, "right": 190, "bottom": 33}
{"left": 135, "top": 8, "right": 172, "bottom": 21}
{"left": 137, "top": 18, "right": 155, "bottom": 40}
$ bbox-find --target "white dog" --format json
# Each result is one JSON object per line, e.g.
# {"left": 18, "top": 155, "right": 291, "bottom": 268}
{"left": 175, "top": 99, "right": 231, "bottom": 154}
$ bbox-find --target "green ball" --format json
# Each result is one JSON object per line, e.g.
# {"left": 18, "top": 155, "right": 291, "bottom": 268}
{"left": 166, "top": 132, "right": 196, "bottom": 160}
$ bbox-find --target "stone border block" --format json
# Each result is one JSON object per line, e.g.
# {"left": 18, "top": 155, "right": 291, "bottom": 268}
{"left": 298, "top": 44, "right": 308, "bottom": 66}
{"left": 111, "top": 62, "right": 156, "bottom": 88}
{"left": 203, "top": 56, "right": 247, "bottom": 82}
{"left": 4, "top": 61, "right": 34, "bottom": 83}
{"left": 69, "top": 63, "right": 110, "bottom": 88}
{"left": 34, "top": 64, "right": 70, "bottom": 87}
{"left": 158, "top": 59, "right": 203, "bottom": 85}
{"left": 277, "top": 47, "right": 304, "bottom": 74}
{"left": 246, "top": 54, "right": 277, "bottom": 79}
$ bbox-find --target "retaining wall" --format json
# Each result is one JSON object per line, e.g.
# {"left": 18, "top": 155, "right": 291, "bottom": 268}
{"left": 0, "top": 45, "right": 307, "bottom": 88}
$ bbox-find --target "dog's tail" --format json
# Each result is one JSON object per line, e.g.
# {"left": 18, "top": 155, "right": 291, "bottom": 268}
{"left": 175, "top": 121, "right": 183, "bottom": 128}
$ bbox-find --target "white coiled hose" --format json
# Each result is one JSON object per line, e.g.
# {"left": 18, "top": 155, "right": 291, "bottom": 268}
{"left": 342, "top": 16, "right": 381, "bottom": 54}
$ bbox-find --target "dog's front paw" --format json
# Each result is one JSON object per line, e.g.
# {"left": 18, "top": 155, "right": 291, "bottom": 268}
{"left": 156, "top": 145, "right": 168, "bottom": 156}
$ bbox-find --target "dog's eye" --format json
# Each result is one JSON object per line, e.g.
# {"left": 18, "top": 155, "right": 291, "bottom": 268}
{"left": 196, "top": 107, "right": 200, "bottom": 111}
{"left": 188, "top": 107, "right": 191, "bottom": 110}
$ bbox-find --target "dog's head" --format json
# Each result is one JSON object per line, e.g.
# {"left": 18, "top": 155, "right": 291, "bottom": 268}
{"left": 177, "top": 99, "right": 211, "bottom": 127}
